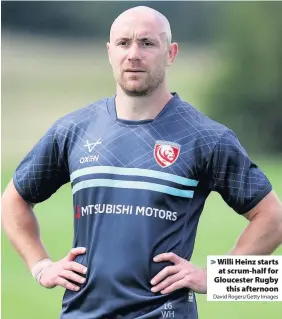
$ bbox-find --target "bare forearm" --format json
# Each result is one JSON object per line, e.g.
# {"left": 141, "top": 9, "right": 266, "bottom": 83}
{"left": 1, "top": 181, "right": 50, "bottom": 270}
{"left": 229, "top": 207, "right": 282, "bottom": 255}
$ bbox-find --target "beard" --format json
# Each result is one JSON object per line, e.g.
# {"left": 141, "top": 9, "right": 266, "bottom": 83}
{"left": 117, "top": 68, "right": 165, "bottom": 97}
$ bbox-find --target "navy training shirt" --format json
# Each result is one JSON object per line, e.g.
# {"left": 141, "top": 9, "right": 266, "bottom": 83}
{"left": 13, "top": 93, "right": 272, "bottom": 319}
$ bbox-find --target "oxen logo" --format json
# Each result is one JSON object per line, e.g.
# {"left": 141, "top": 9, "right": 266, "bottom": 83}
{"left": 154, "top": 140, "right": 181, "bottom": 168}
{"left": 84, "top": 138, "right": 102, "bottom": 152}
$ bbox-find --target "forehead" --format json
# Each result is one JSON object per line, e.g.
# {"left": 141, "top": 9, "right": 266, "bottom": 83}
{"left": 111, "top": 16, "right": 163, "bottom": 41}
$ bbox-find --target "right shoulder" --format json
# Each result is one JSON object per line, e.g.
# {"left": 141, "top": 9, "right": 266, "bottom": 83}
{"left": 47, "top": 97, "right": 110, "bottom": 139}
{"left": 54, "top": 97, "right": 109, "bottom": 131}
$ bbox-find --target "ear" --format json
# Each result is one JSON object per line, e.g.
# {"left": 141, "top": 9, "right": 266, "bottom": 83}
{"left": 166, "top": 42, "right": 178, "bottom": 66}
{"left": 107, "top": 42, "right": 112, "bottom": 65}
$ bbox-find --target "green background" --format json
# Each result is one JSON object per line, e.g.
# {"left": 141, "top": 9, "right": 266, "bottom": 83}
{"left": 2, "top": 2, "right": 282, "bottom": 318}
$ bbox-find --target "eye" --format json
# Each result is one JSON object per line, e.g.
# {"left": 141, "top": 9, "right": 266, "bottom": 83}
{"left": 142, "top": 41, "right": 153, "bottom": 47}
{"left": 117, "top": 40, "right": 130, "bottom": 46}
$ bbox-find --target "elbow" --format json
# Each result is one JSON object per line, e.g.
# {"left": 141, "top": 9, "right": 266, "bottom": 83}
{"left": 278, "top": 211, "right": 282, "bottom": 245}
{"left": 1, "top": 180, "right": 33, "bottom": 218}
{"left": 271, "top": 205, "right": 282, "bottom": 249}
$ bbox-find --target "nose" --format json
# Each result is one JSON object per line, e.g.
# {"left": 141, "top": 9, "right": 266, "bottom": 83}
{"left": 127, "top": 42, "right": 141, "bottom": 61}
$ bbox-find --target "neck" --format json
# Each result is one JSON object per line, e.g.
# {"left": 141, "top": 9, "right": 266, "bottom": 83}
{"left": 115, "top": 83, "right": 173, "bottom": 121}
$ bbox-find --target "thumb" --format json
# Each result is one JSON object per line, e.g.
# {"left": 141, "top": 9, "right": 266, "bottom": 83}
{"left": 66, "top": 247, "right": 86, "bottom": 261}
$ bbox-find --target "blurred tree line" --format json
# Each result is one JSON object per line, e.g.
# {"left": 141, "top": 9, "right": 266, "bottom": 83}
{"left": 2, "top": 1, "right": 282, "bottom": 154}
{"left": 208, "top": 2, "right": 282, "bottom": 154}
{"left": 1, "top": 1, "right": 216, "bottom": 43}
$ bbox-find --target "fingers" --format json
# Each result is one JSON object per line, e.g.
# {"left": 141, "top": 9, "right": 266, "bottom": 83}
{"left": 153, "top": 252, "right": 182, "bottom": 265}
{"left": 60, "top": 249, "right": 87, "bottom": 290}
{"left": 55, "top": 277, "right": 81, "bottom": 291}
{"left": 60, "top": 269, "right": 86, "bottom": 285}
{"left": 39, "top": 248, "right": 88, "bottom": 291}
{"left": 158, "top": 279, "right": 187, "bottom": 294}
{"left": 150, "top": 253, "right": 192, "bottom": 295}
{"left": 151, "top": 265, "right": 179, "bottom": 285}
{"left": 151, "top": 272, "right": 184, "bottom": 293}
{"left": 64, "top": 261, "right": 87, "bottom": 275}
{"left": 66, "top": 247, "right": 86, "bottom": 261}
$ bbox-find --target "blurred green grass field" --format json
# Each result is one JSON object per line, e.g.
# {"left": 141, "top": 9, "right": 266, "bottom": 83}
{"left": 2, "top": 32, "right": 282, "bottom": 319}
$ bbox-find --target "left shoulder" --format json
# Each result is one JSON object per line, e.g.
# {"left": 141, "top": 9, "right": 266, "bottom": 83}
{"left": 175, "top": 97, "right": 230, "bottom": 146}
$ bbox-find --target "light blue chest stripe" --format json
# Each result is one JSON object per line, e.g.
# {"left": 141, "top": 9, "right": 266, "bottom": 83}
{"left": 70, "top": 166, "right": 198, "bottom": 187}
{"left": 72, "top": 179, "right": 194, "bottom": 198}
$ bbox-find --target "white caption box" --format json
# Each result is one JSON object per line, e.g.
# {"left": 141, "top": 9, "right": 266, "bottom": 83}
{"left": 207, "top": 256, "right": 282, "bottom": 301}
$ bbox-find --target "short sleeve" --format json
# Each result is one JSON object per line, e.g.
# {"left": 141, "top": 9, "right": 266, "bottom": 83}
{"left": 13, "top": 121, "right": 70, "bottom": 204}
{"left": 206, "top": 129, "right": 272, "bottom": 214}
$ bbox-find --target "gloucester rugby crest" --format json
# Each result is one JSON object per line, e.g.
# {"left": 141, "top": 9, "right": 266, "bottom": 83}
{"left": 154, "top": 140, "right": 181, "bottom": 168}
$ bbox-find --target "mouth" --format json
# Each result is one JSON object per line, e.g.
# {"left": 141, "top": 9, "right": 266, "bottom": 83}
{"left": 124, "top": 69, "right": 146, "bottom": 73}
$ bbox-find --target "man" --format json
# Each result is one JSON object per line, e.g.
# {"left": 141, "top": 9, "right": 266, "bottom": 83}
{"left": 2, "top": 6, "right": 282, "bottom": 319}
